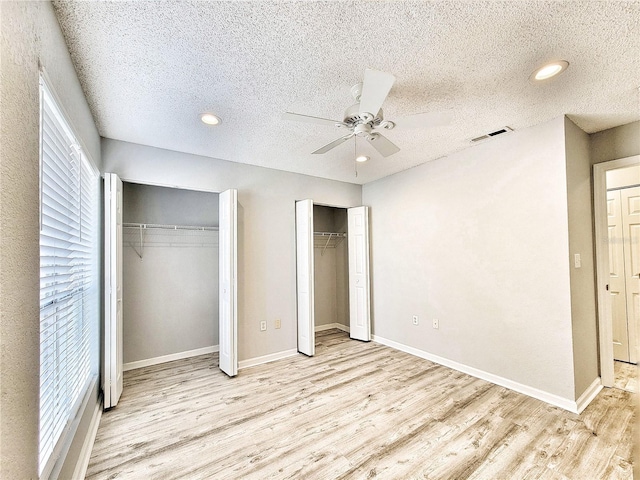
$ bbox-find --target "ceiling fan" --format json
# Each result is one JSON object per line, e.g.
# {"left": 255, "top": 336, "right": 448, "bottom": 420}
{"left": 282, "top": 68, "right": 452, "bottom": 158}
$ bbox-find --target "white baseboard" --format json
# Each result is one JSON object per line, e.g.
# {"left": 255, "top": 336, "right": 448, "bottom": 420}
{"left": 315, "top": 322, "right": 350, "bottom": 333}
{"left": 576, "top": 377, "right": 603, "bottom": 414}
{"left": 238, "top": 325, "right": 351, "bottom": 370}
{"left": 372, "top": 335, "right": 593, "bottom": 413}
{"left": 336, "top": 324, "right": 350, "bottom": 333}
{"left": 72, "top": 398, "right": 102, "bottom": 480}
{"left": 239, "top": 349, "right": 299, "bottom": 370}
{"left": 123, "top": 345, "right": 219, "bottom": 371}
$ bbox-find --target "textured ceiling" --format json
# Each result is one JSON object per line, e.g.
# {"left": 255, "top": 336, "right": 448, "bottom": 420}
{"left": 52, "top": 1, "right": 640, "bottom": 185}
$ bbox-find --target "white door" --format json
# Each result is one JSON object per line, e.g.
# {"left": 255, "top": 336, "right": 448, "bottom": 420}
{"left": 608, "top": 190, "right": 630, "bottom": 362}
{"left": 219, "top": 189, "right": 238, "bottom": 376}
{"left": 621, "top": 187, "right": 640, "bottom": 363}
{"left": 348, "top": 206, "right": 371, "bottom": 341}
{"left": 104, "top": 173, "right": 123, "bottom": 409}
{"left": 609, "top": 186, "right": 640, "bottom": 363}
{"left": 296, "top": 199, "right": 315, "bottom": 356}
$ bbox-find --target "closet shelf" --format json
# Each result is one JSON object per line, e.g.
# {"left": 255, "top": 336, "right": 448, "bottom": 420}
{"left": 314, "top": 232, "right": 346, "bottom": 255}
{"left": 124, "top": 223, "right": 218, "bottom": 259}
{"left": 123, "top": 222, "right": 218, "bottom": 232}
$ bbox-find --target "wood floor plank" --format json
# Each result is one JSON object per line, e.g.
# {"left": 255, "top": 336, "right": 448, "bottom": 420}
{"left": 86, "top": 330, "right": 634, "bottom": 480}
{"left": 614, "top": 360, "right": 638, "bottom": 393}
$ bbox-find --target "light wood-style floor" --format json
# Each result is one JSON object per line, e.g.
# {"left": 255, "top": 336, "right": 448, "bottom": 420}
{"left": 87, "top": 330, "right": 635, "bottom": 479}
{"left": 614, "top": 360, "right": 638, "bottom": 394}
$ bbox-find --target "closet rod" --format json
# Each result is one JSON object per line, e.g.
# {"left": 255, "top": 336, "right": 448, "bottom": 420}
{"left": 123, "top": 222, "right": 218, "bottom": 232}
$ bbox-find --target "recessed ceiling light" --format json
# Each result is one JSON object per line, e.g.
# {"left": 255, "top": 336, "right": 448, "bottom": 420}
{"left": 200, "top": 113, "right": 221, "bottom": 125}
{"left": 356, "top": 155, "right": 369, "bottom": 163}
{"left": 530, "top": 60, "right": 569, "bottom": 82}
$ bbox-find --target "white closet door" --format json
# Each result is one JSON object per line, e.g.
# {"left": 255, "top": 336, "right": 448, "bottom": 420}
{"left": 219, "top": 189, "right": 238, "bottom": 377}
{"left": 104, "top": 173, "right": 123, "bottom": 409}
{"left": 608, "top": 190, "right": 630, "bottom": 362}
{"left": 296, "top": 199, "right": 315, "bottom": 356}
{"left": 348, "top": 206, "right": 371, "bottom": 341}
{"left": 621, "top": 186, "right": 640, "bottom": 363}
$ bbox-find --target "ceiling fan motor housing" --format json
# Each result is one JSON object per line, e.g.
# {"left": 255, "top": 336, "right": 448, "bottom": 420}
{"left": 343, "top": 103, "right": 383, "bottom": 127}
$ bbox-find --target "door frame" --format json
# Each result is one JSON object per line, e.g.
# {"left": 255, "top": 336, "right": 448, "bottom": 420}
{"left": 103, "top": 176, "right": 238, "bottom": 379}
{"left": 295, "top": 200, "right": 372, "bottom": 350}
{"left": 593, "top": 155, "right": 640, "bottom": 387}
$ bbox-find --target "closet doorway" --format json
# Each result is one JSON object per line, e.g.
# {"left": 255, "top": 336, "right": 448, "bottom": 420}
{"left": 104, "top": 173, "right": 238, "bottom": 409}
{"left": 605, "top": 164, "right": 639, "bottom": 395}
{"left": 296, "top": 200, "right": 371, "bottom": 356}
{"left": 594, "top": 157, "right": 639, "bottom": 388}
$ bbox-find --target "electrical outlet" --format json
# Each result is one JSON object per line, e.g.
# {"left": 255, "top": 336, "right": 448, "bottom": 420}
{"left": 432, "top": 318, "right": 439, "bottom": 329}
{"left": 412, "top": 315, "right": 419, "bottom": 326}
{"left": 260, "top": 321, "right": 267, "bottom": 331}
{"left": 275, "top": 318, "right": 281, "bottom": 329}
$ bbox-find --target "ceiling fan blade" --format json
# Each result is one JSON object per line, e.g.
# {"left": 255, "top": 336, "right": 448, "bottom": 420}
{"left": 312, "top": 134, "right": 353, "bottom": 154}
{"left": 394, "top": 111, "right": 453, "bottom": 129}
{"left": 366, "top": 133, "right": 400, "bottom": 157}
{"left": 359, "top": 69, "right": 396, "bottom": 117}
{"left": 282, "top": 112, "right": 343, "bottom": 127}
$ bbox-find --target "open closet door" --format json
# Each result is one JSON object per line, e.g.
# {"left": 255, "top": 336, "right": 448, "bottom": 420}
{"left": 104, "top": 173, "right": 123, "bottom": 409}
{"left": 296, "top": 199, "right": 315, "bottom": 356}
{"left": 219, "top": 189, "right": 238, "bottom": 377}
{"left": 348, "top": 206, "right": 371, "bottom": 341}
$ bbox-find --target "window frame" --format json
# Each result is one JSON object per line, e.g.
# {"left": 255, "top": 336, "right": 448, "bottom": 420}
{"left": 38, "top": 72, "right": 100, "bottom": 479}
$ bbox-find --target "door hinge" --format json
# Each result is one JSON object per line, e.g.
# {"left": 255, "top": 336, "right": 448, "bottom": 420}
{"left": 606, "top": 284, "right": 609, "bottom": 291}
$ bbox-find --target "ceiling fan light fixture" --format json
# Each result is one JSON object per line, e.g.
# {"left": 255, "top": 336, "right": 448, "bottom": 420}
{"left": 356, "top": 155, "right": 369, "bottom": 163}
{"left": 200, "top": 113, "right": 221, "bottom": 125}
{"left": 530, "top": 60, "right": 569, "bottom": 82}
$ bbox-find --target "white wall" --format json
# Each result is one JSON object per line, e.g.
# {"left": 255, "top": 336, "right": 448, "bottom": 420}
{"left": 0, "top": 1, "right": 102, "bottom": 477}
{"left": 122, "top": 183, "right": 219, "bottom": 364}
{"left": 102, "top": 139, "right": 362, "bottom": 361}
{"left": 363, "top": 117, "right": 579, "bottom": 401}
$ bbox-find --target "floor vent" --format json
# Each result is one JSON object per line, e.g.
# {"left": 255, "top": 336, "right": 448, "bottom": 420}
{"left": 471, "top": 126, "right": 514, "bottom": 143}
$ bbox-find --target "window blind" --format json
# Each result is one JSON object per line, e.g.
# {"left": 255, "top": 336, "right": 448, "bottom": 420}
{"left": 39, "top": 77, "right": 99, "bottom": 476}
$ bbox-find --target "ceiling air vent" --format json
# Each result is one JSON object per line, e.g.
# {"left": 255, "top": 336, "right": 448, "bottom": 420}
{"left": 470, "top": 126, "right": 514, "bottom": 143}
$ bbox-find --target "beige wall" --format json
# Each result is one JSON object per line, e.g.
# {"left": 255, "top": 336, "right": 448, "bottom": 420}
{"left": 0, "top": 1, "right": 102, "bottom": 477}
{"left": 564, "top": 117, "right": 599, "bottom": 398}
{"left": 363, "top": 117, "right": 580, "bottom": 401}
{"left": 102, "top": 138, "right": 362, "bottom": 361}
{"left": 122, "top": 183, "right": 219, "bottom": 364}
{"left": 591, "top": 121, "right": 640, "bottom": 164}
{"left": 313, "top": 206, "right": 349, "bottom": 329}
{"left": 314, "top": 206, "right": 339, "bottom": 327}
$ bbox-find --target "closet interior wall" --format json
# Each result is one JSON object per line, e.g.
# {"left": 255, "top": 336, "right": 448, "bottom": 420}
{"left": 313, "top": 205, "right": 349, "bottom": 331}
{"left": 122, "top": 182, "right": 220, "bottom": 365}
